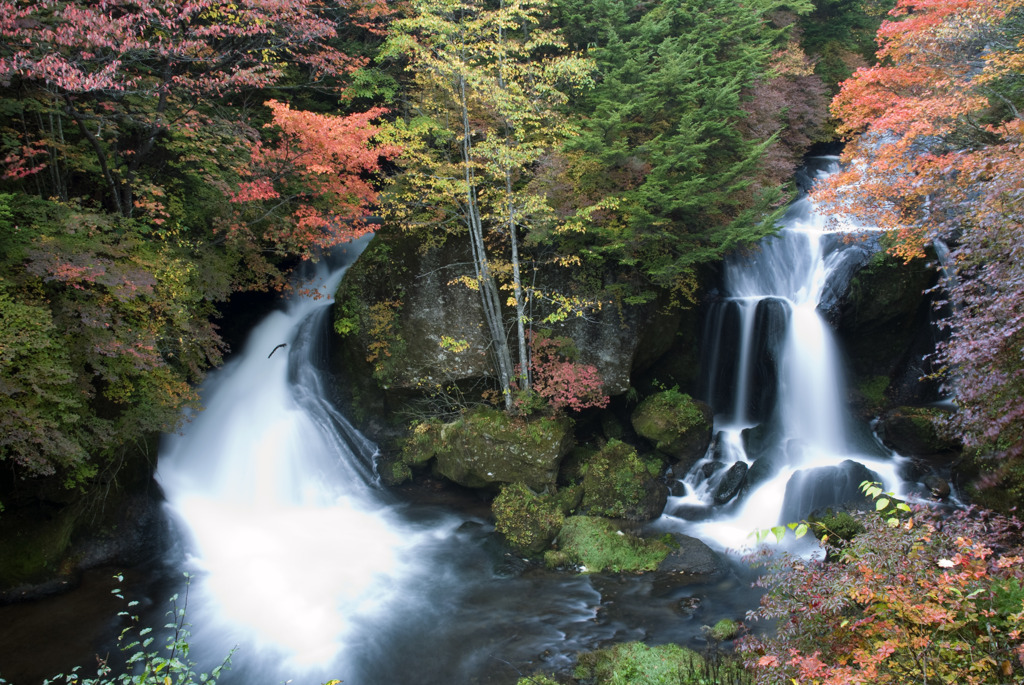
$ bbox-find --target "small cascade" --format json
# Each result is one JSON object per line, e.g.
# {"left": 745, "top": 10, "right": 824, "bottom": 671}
{"left": 667, "top": 157, "right": 905, "bottom": 550}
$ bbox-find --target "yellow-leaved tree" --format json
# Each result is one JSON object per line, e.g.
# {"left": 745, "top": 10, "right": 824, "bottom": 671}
{"left": 379, "top": 0, "right": 595, "bottom": 411}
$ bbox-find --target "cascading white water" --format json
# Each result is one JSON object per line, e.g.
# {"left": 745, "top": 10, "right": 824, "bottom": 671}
{"left": 665, "top": 157, "right": 905, "bottom": 550}
{"left": 156, "top": 236, "right": 430, "bottom": 674}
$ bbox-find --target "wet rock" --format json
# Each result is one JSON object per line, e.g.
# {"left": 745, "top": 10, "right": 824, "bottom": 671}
{"left": 713, "top": 462, "right": 748, "bottom": 505}
{"left": 658, "top": 534, "right": 727, "bottom": 577}
{"left": 677, "top": 596, "right": 702, "bottom": 616}
{"left": 432, "top": 408, "right": 574, "bottom": 490}
{"left": 780, "top": 459, "right": 878, "bottom": 523}
{"left": 631, "top": 390, "right": 713, "bottom": 467}
{"left": 746, "top": 454, "right": 782, "bottom": 489}
{"left": 741, "top": 423, "right": 779, "bottom": 460}
{"left": 701, "top": 460, "right": 727, "bottom": 480}
{"left": 877, "top": 406, "right": 961, "bottom": 458}
{"left": 746, "top": 298, "right": 787, "bottom": 422}
{"left": 922, "top": 474, "right": 951, "bottom": 500}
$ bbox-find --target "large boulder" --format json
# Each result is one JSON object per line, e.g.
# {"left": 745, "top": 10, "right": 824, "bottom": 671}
{"left": 780, "top": 459, "right": 878, "bottom": 523}
{"left": 431, "top": 408, "right": 574, "bottom": 490}
{"left": 657, "top": 533, "right": 727, "bottom": 577}
{"left": 631, "top": 390, "right": 713, "bottom": 467}
{"left": 492, "top": 482, "right": 567, "bottom": 556}
{"left": 876, "top": 406, "right": 961, "bottom": 458}
{"left": 581, "top": 440, "right": 668, "bottom": 521}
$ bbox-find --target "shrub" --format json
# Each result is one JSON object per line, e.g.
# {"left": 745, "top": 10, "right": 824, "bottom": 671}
{"left": 575, "top": 642, "right": 704, "bottom": 685}
{"left": 527, "top": 334, "right": 609, "bottom": 413}
{"left": 741, "top": 508, "right": 1024, "bottom": 684}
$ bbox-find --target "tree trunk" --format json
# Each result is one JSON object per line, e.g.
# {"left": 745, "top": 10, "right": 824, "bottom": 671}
{"left": 458, "top": 73, "right": 516, "bottom": 410}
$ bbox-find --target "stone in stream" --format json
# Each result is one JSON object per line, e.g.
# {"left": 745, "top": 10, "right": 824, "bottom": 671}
{"left": 712, "top": 461, "right": 748, "bottom": 505}
{"left": 780, "top": 459, "right": 878, "bottom": 523}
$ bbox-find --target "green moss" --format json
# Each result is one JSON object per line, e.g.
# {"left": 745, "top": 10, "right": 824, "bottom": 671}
{"left": 433, "top": 407, "right": 574, "bottom": 489}
{"left": 582, "top": 440, "right": 663, "bottom": 519}
{"left": 574, "top": 642, "right": 704, "bottom": 684}
{"left": 401, "top": 420, "right": 442, "bottom": 465}
{"left": 809, "top": 509, "right": 866, "bottom": 543}
{"left": 493, "top": 482, "right": 566, "bottom": 556}
{"left": 630, "top": 389, "right": 711, "bottom": 462}
{"left": 858, "top": 375, "right": 890, "bottom": 408}
{"left": 546, "top": 516, "right": 671, "bottom": 573}
{"left": 516, "top": 677, "right": 561, "bottom": 685}
{"left": 634, "top": 389, "right": 704, "bottom": 439}
{"left": 707, "top": 618, "right": 739, "bottom": 642}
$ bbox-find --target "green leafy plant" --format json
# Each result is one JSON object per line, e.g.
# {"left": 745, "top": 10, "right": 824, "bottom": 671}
{"left": 37, "top": 573, "right": 232, "bottom": 685}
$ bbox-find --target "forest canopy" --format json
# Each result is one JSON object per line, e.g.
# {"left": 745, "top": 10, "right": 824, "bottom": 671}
{"left": 0, "top": 0, "right": 832, "bottom": 489}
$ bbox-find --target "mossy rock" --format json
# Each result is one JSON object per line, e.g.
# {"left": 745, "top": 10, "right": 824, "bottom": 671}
{"left": 559, "top": 445, "right": 597, "bottom": 486}
{"left": 516, "top": 677, "right": 561, "bottom": 685}
{"left": 630, "top": 390, "right": 712, "bottom": 467}
{"left": 574, "top": 642, "right": 704, "bottom": 684}
{"left": 707, "top": 618, "right": 740, "bottom": 642}
{"left": 581, "top": 440, "right": 667, "bottom": 521}
{"left": 877, "top": 406, "right": 960, "bottom": 457}
{"left": 433, "top": 407, "right": 574, "bottom": 490}
{"left": 808, "top": 509, "right": 866, "bottom": 543}
{"left": 493, "top": 482, "right": 566, "bottom": 556}
{"left": 545, "top": 516, "right": 673, "bottom": 573}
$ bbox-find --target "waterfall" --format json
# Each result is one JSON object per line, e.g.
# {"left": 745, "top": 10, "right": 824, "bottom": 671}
{"left": 156, "top": 235, "right": 429, "bottom": 676}
{"left": 152, "top": 236, "right": 609, "bottom": 685}
{"left": 667, "top": 157, "right": 905, "bottom": 550}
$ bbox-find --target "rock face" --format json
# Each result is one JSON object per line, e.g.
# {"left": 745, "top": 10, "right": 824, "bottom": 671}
{"left": 631, "top": 390, "right": 713, "bottom": 467}
{"left": 430, "top": 408, "right": 575, "bottom": 490}
{"left": 0, "top": 454, "right": 166, "bottom": 601}
{"left": 831, "top": 251, "right": 942, "bottom": 410}
{"left": 334, "top": 227, "right": 495, "bottom": 391}
{"left": 334, "top": 227, "right": 687, "bottom": 400}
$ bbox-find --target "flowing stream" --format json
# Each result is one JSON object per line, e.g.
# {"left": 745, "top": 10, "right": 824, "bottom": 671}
{"left": 1, "top": 158, "right": 920, "bottom": 684}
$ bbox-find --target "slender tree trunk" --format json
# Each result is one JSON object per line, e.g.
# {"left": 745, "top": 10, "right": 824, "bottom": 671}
{"left": 458, "top": 73, "right": 516, "bottom": 410}
{"left": 506, "top": 169, "right": 530, "bottom": 390}
{"left": 64, "top": 95, "right": 125, "bottom": 216}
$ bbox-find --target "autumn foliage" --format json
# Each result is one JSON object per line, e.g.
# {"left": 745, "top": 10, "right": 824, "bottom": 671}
{"left": 0, "top": 0, "right": 394, "bottom": 483}
{"left": 742, "top": 507, "right": 1024, "bottom": 684}
{"left": 816, "top": 0, "right": 1024, "bottom": 476}
{"left": 524, "top": 334, "right": 609, "bottom": 413}
{"left": 230, "top": 100, "right": 397, "bottom": 259}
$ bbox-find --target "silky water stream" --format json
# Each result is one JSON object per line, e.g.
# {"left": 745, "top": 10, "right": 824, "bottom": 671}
{"left": 1, "top": 158, "right": 925, "bottom": 684}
